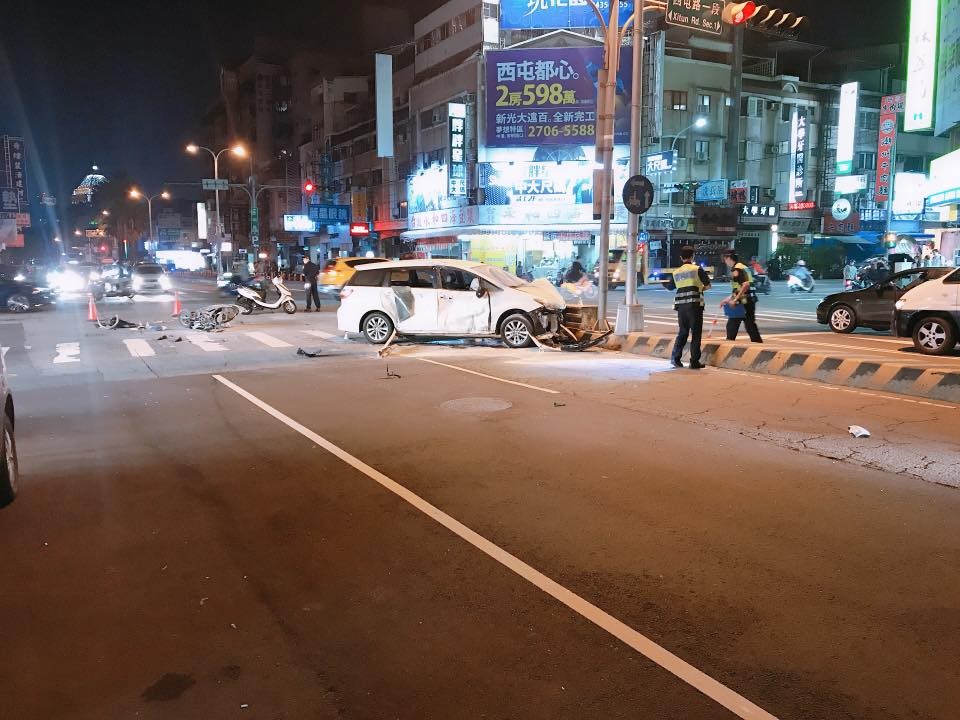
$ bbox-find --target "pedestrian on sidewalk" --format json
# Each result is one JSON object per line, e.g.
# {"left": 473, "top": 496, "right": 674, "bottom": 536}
{"left": 720, "top": 250, "right": 763, "bottom": 343}
{"left": 303, "top": 256, "right": 321, "bottom": 311}
{"left": 666, "top": 245, "right": 711, "bottom": 369}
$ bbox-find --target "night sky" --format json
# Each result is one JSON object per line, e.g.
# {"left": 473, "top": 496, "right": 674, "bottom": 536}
{"left": 0, "top": 0, "right": 902, "bottom": 218}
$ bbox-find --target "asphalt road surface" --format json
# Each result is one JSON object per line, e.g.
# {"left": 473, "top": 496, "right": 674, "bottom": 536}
{"left": 0, "top": 281, "right": 959, "bottom": 719}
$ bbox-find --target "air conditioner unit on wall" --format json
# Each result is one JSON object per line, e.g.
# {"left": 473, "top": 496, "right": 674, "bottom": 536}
{"left": 694, "top": 152, "right": 709, "bottom": 163}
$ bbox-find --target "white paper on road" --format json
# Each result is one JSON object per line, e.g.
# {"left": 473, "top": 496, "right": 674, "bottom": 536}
{"left": 213, "top": 374, "right": 778, "bottom": 720}
{"left": 245, "top": 331, "right": 292, "bottom": 349}
{"left": 53, "top": 342, "right": 80, "bottom": 364}
{"left": 122, "top": 339, "right": 156, "bottom": 358}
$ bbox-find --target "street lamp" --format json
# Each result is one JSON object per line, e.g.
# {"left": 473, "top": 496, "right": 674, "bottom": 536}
{"left": 129, "top": 188, "right": 171, "bottom": 250}
{"left": 665, "top": 116, "right": 708, "bottom": 265}
{"left": 101, "top": 210, "right": 110, "bottom": 217}
{"left": 185, "top": 142, "right": 247, "bottom": 241}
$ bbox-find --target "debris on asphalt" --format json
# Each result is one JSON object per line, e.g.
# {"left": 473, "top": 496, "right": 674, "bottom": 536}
{"left": 146, "top": 322, "right": 167, "bottom": 331}
{"left": 157, "top": 335, "right": 168, "bottom": 341}
{"left": 383, "top": 366, "right": 402, "bottom": 380}
{"left": 297, "top": 347, "right": 327, "bottom": 358}
{"left": 553, "top": 402, "right": 566, "bottom": 408}
{"left": 174, "top": 337, "right": 183, "bottom": 343}
{"left": 378, "top": 329, "right": 399, "bottom": 357}
{"left": 848, "top": 425, "right": 872, "bottom": 438}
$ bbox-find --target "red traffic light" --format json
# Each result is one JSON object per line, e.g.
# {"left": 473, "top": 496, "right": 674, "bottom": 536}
{"left": 303, "top": 180, "right": 316, "bottom": 194}
{"left": 722, "top": 1, "right": 757, "bottom": 24}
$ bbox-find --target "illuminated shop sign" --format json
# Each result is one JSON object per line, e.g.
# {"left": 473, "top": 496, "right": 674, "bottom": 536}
{"left": 904, "top": 0, "right": 938, "bottom": 132}
{"left": 499, "top": 0, "right": 634, "bottom": 30}
{"left": 283, "top": 215, "right": 316, "bottom": 232}
{"left": 448, "top": 103, "right": 467, "bottom": 197}
{"left": 789, "top": 107, "right": 808, "bottom": 202}
{"left": 836, "top": 82, "right": 859, "bottom": 175}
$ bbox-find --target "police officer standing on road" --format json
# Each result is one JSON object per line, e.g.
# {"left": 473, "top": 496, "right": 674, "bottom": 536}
{"left": 666, "top": 245, "right": 711, "bottom": 369}
{"left": 302, "top": 255, "right": 321, "bottom": 312}
{"left": 720, "top": 250, "right": 763, "bottom": 343}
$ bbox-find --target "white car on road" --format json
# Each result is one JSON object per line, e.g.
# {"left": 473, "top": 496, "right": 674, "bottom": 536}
{"left": 337, "top": 260, "right": 566, "bottom": 348}
{"left": 893, "top": 267, "right": 960, "bottom": 355}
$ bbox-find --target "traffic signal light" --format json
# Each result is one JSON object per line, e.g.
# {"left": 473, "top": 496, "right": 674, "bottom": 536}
{"left": 722, "top": 1, "right": 757, "bottom": 25}
{"left": 303, "top": 179, "right": 316, "bottom": 195}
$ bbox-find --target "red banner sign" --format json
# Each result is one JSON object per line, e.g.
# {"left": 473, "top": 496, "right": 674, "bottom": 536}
{"left": 822, "top": 210, "right": 861, "bottom": 236}
{"left": 874, "top": 94, "right": 903, "bottom": 204}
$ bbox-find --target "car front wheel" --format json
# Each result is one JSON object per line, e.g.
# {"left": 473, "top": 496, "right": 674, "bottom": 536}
{"left": 6, "top": 294, "right": 30, "bottom": 313}
{"left": 913, "top": 316, "right": 957, "bottom": 356}
{"left": 0, "top": 412, "right": 19, "bottom": 507}
{"left": 501, "top": 313, "right": 534, "bottom": 349}
{"left": 828, "top": 305, "right": 856, "bottom": 334}
{"left": 362, "top": 312, "right": 394, "bottom": 344}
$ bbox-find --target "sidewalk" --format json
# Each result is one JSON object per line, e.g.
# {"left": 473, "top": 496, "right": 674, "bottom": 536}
{"left": 617, "top": 332, "right": 960, "bottom": 403}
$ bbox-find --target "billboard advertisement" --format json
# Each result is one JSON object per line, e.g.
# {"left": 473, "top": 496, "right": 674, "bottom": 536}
{"left": 874, "top": 95, "right": 902, "bottom": 203}
{"left": 499, "top": 0, "right": 633, "bottom": 30}
{"left": 904, "top": 0, "right": 938, "bottom": 132}
{"left": 936, "top": 0, "right": 960, "bottom": 136}
{"left": 486, "top": 47, "right": 632, "bottom": 148}
{"left": 789, "top": 107, "right": 809, "bottom": 202}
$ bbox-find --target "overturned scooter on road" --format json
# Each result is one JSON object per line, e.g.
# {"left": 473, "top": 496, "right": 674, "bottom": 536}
{"left": 236, "top": 276, "right": 298, "bottom": 315}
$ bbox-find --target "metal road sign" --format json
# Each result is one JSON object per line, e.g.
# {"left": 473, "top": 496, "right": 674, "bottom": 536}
{"left": 202, "top": 178, "right": 229, "bottom": 191}
{"left": 622, "top": 175, "right": 655, "bottom": 215}
{"left": 665, "top": 0, "right": 724, "bottom": 36}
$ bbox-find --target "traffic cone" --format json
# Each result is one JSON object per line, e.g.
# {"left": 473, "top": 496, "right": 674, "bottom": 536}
{"left": 171, "top": 290, "right": 182, "bottom": 317}
{"left": 87, "top": 293, "right": 99, "bottom": 323}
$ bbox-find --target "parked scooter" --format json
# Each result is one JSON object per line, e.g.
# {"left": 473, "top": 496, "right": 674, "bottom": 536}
{"left": 236, "top": 276, "right": 297, "bottom": 314}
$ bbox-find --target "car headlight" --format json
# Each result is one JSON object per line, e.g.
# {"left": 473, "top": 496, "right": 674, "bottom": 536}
{"left": 14, "top": 273, "right": 25, "bottom": 282}
{"left": 159, "top": 276, "right": 172, "bottom": 290}
{"left": 895, "top": 300, "right": 906, "bottom": 310}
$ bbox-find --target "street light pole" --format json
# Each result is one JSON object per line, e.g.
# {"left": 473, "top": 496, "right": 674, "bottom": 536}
{"left": 665, "top": 117, "right": 707, "bottom": 266}
{"left": 186, "top": 143, "right": 247, "bottom": 272}
{"left": 625, "top": 0, "right": 645, "bottom": 305}
{"left": 129, "top": 189, "right": 170, "bottom": 254}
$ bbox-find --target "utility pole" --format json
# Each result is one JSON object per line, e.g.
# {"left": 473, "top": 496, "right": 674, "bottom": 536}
{"left": 625, "top": 1, "right": 645, "bottom": 304}
{"left": 595, "top": 0, "right": 620, "bottom": 328}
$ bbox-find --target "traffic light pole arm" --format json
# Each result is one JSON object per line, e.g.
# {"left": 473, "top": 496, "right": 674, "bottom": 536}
{"left": 229, "top": 183, "right": 300, "bottom": 203}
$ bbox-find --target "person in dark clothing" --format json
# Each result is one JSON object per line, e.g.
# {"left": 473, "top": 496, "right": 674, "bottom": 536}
{"left": 720, "top": 250, "right": 763, "bottom": 343}
{"left": 564, "top": 261, "right": 585, "bottom": 284}
{"left": 302, "top": 256, "right": 321, "bottom": 311}
{"left": 665, "top": 245, "right": 712, "bottom": 369}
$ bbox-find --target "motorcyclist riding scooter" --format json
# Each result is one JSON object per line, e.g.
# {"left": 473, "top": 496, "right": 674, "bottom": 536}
{"left": 786, "top": 260, "right": 816, "bottom": 293}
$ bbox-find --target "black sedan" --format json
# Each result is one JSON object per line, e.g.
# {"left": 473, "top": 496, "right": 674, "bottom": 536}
{"left": 817, "top": 267, "right": 953, "bottom": 333}
{"left": 0, "top": 277, "right": 55, "bottom": 313}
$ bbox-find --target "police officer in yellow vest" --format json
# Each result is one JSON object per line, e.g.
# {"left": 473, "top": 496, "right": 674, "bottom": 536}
{"left": 720, "top": 250, "right": 763, "bottom": 343}
{"left": 666, "top": 245, "right": 712, "bottom": 369}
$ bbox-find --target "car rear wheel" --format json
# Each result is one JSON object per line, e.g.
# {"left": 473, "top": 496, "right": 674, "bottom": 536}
{"left": 501, "top": 313, "right": 534, "bottom": 349}
{"left": 362, "top": 312, "right": 394, "bottom": 344}
{"left": 913, "top": 316, "right": 957, "bottom": 356}
{"left": 828, "top": 304, "right": 856, "bottom": 334}
{"left": 0, "top": 412, "right": 19, "bottom": 507}
{"left": 6, "top": 294, "right": 30, "bottom": 313}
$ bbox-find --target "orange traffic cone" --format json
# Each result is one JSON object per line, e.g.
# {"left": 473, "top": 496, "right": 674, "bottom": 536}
{"left": 171, "top": 290, "right": 182, "bottom": 317}
{"left": 87, "top": 293, "right": 99, "bottom": 323}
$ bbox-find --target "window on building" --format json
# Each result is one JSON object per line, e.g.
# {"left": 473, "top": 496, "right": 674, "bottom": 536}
{"left": 668, "top": 91, "right": 688, "bottom": 111}
{"left": 857, "top": 152, "right": 877, "bottom": 171}
{"left": 901, "top": 155, "right": 925, "bottom": 173}
{"left": 695, "top": 139, "right": 710, "bottom": 161}
{"left": 697, "top": 94, "right": 711, "bottom": 114}
{"left": 858, "top": 110, "right": 879, "bottom": 132}
{"left": 371, "top": 169, "right": 383, "bottom": 186}
{"left": 671, "top": 138, "right": 687, "bottom": 158}
{"left": 750, "top": 186, "right": 761, "bottom": 203}
{"left": 343, "top": 176, "right": 352, "bottom": 192}
{"left": 742, "top": 96, "right": 762, "bottom": 118}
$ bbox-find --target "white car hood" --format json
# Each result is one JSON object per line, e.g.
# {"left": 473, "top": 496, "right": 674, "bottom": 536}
{"left": 515, "top": 279, "right": 566, "bottom": 310}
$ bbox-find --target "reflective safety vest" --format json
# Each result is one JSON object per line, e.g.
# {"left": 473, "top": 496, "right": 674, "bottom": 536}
{"left": 673, "top": 263, "right": 706, "bottom": 309}
{"left": 731, "top": 262, "right": 757, "bottom": 305}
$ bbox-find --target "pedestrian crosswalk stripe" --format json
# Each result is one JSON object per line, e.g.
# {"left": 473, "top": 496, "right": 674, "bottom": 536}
{"left": 123, "top": 338, "right": 156, "bottom": 358}
{"left": 53, "top": 342, "right": 81, "bottom": 364}
{"left": 184, "top": 332, "right": 228, "bottom": 353}
{"left": 245, "top": 331, "right": 292, "bottom": 348}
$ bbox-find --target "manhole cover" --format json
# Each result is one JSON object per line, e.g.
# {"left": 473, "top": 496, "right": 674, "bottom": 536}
{"left": 441, "top": 397, "right": 513, "bottom": 413}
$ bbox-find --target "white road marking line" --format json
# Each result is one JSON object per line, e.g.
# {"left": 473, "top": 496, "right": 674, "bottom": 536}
{"left": 769, "top": 336, "right": 960, "bottom": 362}
{"left": 246, "top": 331, "right": 293, "bottom": 348}
{"left": 712, "top": 368, "right": 956, "bottom": 409}
{"left": 415, "top": 357, "right": 559, "bottom": 395}
{"left": 184, "top": 332, "right": 228, "bottom": 353}
{"left": 212, "top": 374, "right": 778, "bottom": 720}
{"left": 304, "top": 330, "right": 337, "bottom": 339}
{"left": 53, "top": 342, "right": 80, "bottom": 364}
{"left": 123, "top": 339, "right": 155, "bottom": 358}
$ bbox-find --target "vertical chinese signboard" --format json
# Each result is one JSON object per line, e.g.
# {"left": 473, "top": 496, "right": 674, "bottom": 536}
{"left": 875, "top": 94, "right": 904, "bottom": 204}
{"left": 448, "top": 103, "right": 467, "bottom": 197}
{"left": 789, "top": 107, "right": 808, "bottom": 203}
{"left": 664, "top": 0, "right": 724, "bottom": 35}
{"left": 1, "top": 136, "right": 28, "bottom": 211}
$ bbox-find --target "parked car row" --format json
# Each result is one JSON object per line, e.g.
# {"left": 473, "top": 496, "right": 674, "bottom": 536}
{"left": 817, "top": 266, "right": 960, "bottom": 355}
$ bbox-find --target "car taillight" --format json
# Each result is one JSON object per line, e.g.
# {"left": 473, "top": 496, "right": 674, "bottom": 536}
{"left": 340, "top": 287, "right": 353, "bottom": 300}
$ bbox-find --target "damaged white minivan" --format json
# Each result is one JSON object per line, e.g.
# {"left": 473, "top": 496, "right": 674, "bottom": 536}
{"left": 337, "top": 260, "right": 566, "bottom": 348}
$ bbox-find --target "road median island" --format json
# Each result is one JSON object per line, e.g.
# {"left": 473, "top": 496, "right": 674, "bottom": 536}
{"left": 617, "top": 332, "right": 960, "bottom": 403}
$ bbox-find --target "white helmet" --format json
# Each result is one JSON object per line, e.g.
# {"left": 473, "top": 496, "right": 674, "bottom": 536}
{"left": 797, "top": 259, "right": 807, "bottom": 266}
